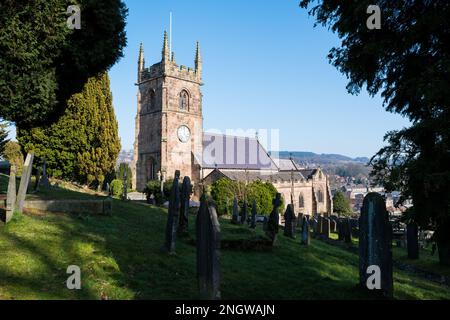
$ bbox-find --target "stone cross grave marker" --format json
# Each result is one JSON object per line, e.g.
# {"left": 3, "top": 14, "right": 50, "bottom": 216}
{"left": 196, "top": 194, "right": 221, "bottom": 300}
{"left": 250, "top": 199, "right": 257, "bottom": 229}
{"left": 283, "top": 204, "right": 296, "bottom": 238}
{"left": 15, "top": 153, "right": 34, "bottom": 213}
{"left": 266, "top": 193, "right": 282, "bottom": 245}
{"left": 301, "top": 216, "right": 311, "bottom": 245}
{"left": 231, "top": 197, "right": 239, "bottom": 224}
{"left": 178, "top": 176, "right": 192, "bottom": 235}
{"left": 163, "top": 170, "right": 181, "bottom": 253}
{"left": 359, "top": 192, "right": 393, "bottom": 298}
{"left": 407, "top": 223, "right": 419, "bottom": 259}
{"left": 5, "top": 165, "right": 17, "bottom": 223}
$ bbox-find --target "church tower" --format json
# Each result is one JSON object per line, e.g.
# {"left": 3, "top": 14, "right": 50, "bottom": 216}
{"left": 132, "top": 32, "right": 204, "bottom": 191}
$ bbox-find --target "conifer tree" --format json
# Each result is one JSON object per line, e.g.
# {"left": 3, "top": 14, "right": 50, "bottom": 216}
{"left": 18, "top": 73, "right": 121, "bottom": 188}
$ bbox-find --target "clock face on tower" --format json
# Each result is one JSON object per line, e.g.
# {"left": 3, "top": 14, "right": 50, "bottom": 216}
{"left": 177, "top": 125, "right": 191, "bottom": 143}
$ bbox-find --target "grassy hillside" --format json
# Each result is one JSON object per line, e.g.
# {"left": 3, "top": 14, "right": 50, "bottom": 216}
{"left": 0, "top": 180, "right": 449, "bottom": 300}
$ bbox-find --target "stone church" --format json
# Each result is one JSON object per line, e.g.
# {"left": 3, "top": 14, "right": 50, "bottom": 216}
{"left": 132, "top": 32, "right": 333, "bottom": 216}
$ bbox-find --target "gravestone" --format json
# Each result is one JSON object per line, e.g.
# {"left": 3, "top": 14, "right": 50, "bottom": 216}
{"left": 266, "top": 193, "right": 282, "bottom": 245}
{"left": 106, "top": 182, "right": 110, "bottom": 195}
{"left": 163, "top": 170, "right": 181, "bottom": 253}
{"left": 343, "top": 218, "right": 352, "bottom": 244}
{"left": 196, "top": 194, "right": 221, "bottom": 300}
{"left": 231, "top": 197, "right": 239, "bottom": 224}
{"left": 39, "top": 157, "right": 50, "bottom": 189}
{"left": 283, "top": 204, "right": 296, "bottom": 238}
{"left": 316, "top": 215, "right": 323, "bottom": 237}
{"left": 407, "top": 223, "right": 419, "bottom": 259}
{"left": 322, "top": 217, "right": 330, "bottom": 239}
{"left": 337, "top": 219, "right": 343, "bottom": 240}
{"left": 122, "top": 170, "right": 128, "bottom": 200}
{"left": 5, "top": 165, "right": 17, "bottom": 223}
{"left": 250, "top": 199, "right": 257, "bottom": 229}
{"left": 178, "top": 176, "right": 192, "bottom": 235}
{"left": 15, "top": 153, "right": 34, "bottom": 213}
{"left": 240, "top": 200, "right": 248, "bottom": 225}
{"left": 359, "top": 193, "right": 393, "bottom": 298}
{"left": 301, "top": 216, "right": 311, "bottom": 245}
{"left": 330, "top": 219, "right": 337, "bottom": 233}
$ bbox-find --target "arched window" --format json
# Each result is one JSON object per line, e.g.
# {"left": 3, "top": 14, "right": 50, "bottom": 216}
{"left": 145, "top": 157, "right": 155, "bottom": 181}
{"left": 317, "top": 189, "right": 324, "bottom": 203}
{"left": 179, "top": 90, "right": 189, "bottom": 110}
{"left": 299, "top": 194, "right": 305, "bottom": 208}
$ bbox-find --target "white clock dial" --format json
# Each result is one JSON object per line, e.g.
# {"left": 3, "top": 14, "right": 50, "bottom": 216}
{"left": 177, "top": 125, "right": 191, "bottom": 143}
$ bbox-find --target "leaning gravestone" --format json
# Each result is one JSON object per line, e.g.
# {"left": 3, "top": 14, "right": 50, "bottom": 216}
{"left": 240, "top": 200, "right": 248, "bottom": 225}
{"left": 231, "top": 197, "right": 239, "bottom": 224}
{"left": 283, "top": 204, "right": 296, "bottom": 238}
{"left": 359, "top": 193, "right": 393, "bottom": 298}
{"left": 301, "top": 216, "right": 311, "bottom": 245}
{"left": 5, "top": 165, "right": 17, "bottom": 223}
{"left": 407, "top": 223, "right": 419, "bottom": 259}
{"left": 196, "top": 194, "right": 221, "bottom": 300}
{"left": 266, "top": 193, "right": 282, "bottom": 245}
{"left": 15, "top": 153, "right": 34, "bottom": 213}
{"left": 250, "top": 199, "right": 257, "bottom": 229}
{"left": 178, "top": 176, "right": 192, "bottom": 235}
{"left": 163, "top": 170, "right": 181, "bottom": 253}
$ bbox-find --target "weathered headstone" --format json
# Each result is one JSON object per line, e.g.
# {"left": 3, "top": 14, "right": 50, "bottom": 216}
{"left": 407, "top": 223, "right": 419, "bottom": 259}
{"left": 359, "top": 193, "right": 393, "bottom": 298}
{"left": 322, "top": 217, "right": 330, "bottom": 239}
{"left": 39, "top": 157, "right": 50, "bottom": 189}
{"left": 178, "top": 176, "right": 192, "bottom": 235}
{"left": 5, "top": 165, "right": 17, "bottom": 223}
{"left": 240, "top": 200, "right": 248, "bottom": 225}
{"left": 231, "top": 197, "right": 239, "bottom": 224}
{"left": 106, "top": 182, "right": 110, "bottom": 195}
{"left": 250, "top": 199, "right": 257, "bottom": 229}
{"left": 15, "top": 153, "right": 34, "bottom": 213}
{"left": 301, "top": 216, "right": 311, "bottom": 245}
{"left": 337, "top": 219, "right": 343, "bottom": 240}
{"left": 343, "top": 218, "right": 352, "bottom": 244}
{"left": 196, "top": 194, "right": 221, "bottom": 300}
{"left": 330, "top": 219, "right": 337, "bottom": 233}
{"left": 266, "top": 193, "right": 282, "bottom": 245}
{"left": 163, "top": 170, "right": 181, "bottom": 253}
{"left": 283, "top": 204, "right": 296, "bottom": 238}
{"left": 316, "top": 215, "right": 323, "bottom": 237}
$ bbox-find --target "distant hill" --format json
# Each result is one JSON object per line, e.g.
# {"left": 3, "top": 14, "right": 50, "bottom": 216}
{"left": 276, "top": 151, "right": 370, "bottom": 165}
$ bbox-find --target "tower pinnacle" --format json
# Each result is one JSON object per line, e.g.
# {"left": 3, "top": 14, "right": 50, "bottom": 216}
{"left": 162, "top": 31, "right": 170, "bottom": 61}
{"left": 138, "top": 43, "right": 145, "bottom": 82}
{"left": 195, "top": 41, "right": 202, "bottom": 77}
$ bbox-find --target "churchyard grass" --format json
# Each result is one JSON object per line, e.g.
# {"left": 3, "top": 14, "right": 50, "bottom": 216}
{"left": 1, "top": 180, "right": 449, "bottom": 299}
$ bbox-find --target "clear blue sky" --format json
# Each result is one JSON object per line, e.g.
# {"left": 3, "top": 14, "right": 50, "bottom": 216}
{"left": 12, "top": 0, "right": 411, "bottom": 159}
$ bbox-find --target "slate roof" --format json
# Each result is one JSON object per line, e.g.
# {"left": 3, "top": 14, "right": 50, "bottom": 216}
{"left": 272, "top": 158, "right": 302, "bottom": 171}
{"left": 202, "top": 133, "right": 278, "bottom": 170}
{"left": 298, "top": 169, "right": 318, "bottom": 179}
{"left": 205, "top": 169, "right": 305, "bottom": 183}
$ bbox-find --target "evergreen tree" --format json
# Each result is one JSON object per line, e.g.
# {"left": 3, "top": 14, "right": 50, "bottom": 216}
{"left": 300, "top": 0, "right": 450, "bottom": 265}
{"left": 0, "top": 0, "right": 127, "bottom": 127}
{"left": 0, "top": 120, "right": 9, "bottom": 157}
{"left": 333, "top": 191, "right": 352, "bottom": 217}
{"left": 117, "top": 162, "right": 133, "bottom": 189}
{"left": 18, "top": 73, "right": 121, "bottom": 188}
